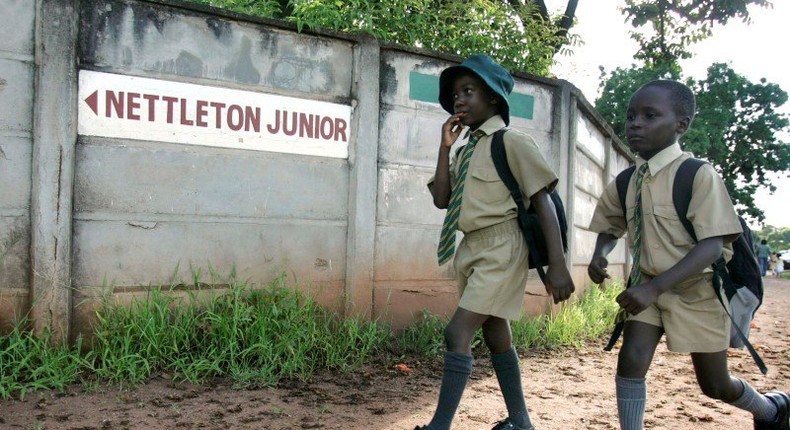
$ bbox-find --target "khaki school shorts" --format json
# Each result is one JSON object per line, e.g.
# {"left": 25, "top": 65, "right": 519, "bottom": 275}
{"left": 628, "top": 273, "right": 730, "bottom": 353}
{"left": 454, "top": 218, "right": 529, "bottom": 321}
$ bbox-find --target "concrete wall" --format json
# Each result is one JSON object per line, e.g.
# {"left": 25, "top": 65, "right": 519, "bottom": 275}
{"left": 0, "top": 0, "right": 632, "bottom": 340}
{"left": 72, "top": 0, "right": 373, "bottom": 339}
{"left": 572, "top": 102, "right": 633, "bottom": 286}
{"left": 0, "top": 0, "right": 36, "bottom": 331}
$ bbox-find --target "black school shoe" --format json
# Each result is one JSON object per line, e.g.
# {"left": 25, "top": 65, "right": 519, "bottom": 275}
{"left": 755, "top": 391, "right": 790, "bottom": 430}
{"left": 491, "top": 418, "right": 534, "bottom": 430}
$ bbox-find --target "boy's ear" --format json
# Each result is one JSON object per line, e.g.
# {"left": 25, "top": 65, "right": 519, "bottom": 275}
{"left": 676, "top": 116, "right": 690, "bottom": 134}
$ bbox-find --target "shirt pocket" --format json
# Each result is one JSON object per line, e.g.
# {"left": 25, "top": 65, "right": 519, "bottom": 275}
{"left": 652, "top": 205, "right": 694, "bottom": 246}
{"left": 467, "top": 168, "right": 511, "bottom": 204}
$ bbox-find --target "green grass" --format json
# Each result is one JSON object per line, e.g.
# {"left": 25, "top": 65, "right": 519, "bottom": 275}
{"left": 0, "top": 320, "right": 84, "bottom": 400}
{"left": 396, "top": 310, "right": 446, "bottom": 357}
{"left": 512, "top": 283, "right": 622, "bottom": 350}
{"left": 395, "top": 282, "right": 622, "bottom": 356}
{"left": 0, "top": 277, "right": 622, "bottom": 400}
{"left": 85, "top": 274, "right": 391, "bottom": 386}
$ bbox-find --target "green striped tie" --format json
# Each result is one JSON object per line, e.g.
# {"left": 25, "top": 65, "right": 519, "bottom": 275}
{"left": 628, "top": 163, "right": 650, "bottom": 288}
{"left": 614, "top": 163, "right": 650, "bottom": 324}
{"left": 437, "top": 132, "right": 482, "bottom": 265}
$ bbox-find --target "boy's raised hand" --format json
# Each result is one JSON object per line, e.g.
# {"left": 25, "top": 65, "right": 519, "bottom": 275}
{"left": 441, "top": 113, "right": 466, "bottom": 148}
{"left": 432, "top": 113, "right": 467, "bottom": 209}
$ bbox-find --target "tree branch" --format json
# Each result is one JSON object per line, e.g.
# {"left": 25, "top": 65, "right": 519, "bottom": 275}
{"left": 555, "top": 0, "right": 578, "bottom": 42}
{"left": 529, "top": 0, "right": 550, "bottom": 21}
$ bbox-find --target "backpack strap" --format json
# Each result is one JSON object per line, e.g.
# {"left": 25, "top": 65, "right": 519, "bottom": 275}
{"left": 672, "top": 158, "right": 705, "bottom": 242}
{"left": 672, "top": 158, "right": 768, "bottom": 375}
{"left": 490, "top": 129, "right": 548, "bottom": 285}
{"left": 615, "top": 165, "right": 636, "bottom": 222}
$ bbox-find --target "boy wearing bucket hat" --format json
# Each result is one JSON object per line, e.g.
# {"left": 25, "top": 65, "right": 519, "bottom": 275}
{"left": 419, "top": 54, "right": 575, "bottom": 430}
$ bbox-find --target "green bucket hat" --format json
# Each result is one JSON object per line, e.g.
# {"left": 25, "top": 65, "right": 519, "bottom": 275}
{"left": 438, "top": 54, "right": 514, "bottom": 125}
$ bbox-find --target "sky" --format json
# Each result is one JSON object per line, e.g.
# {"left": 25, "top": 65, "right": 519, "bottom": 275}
{"left": 546, "top": 0, "right": 790, "bottom": 229}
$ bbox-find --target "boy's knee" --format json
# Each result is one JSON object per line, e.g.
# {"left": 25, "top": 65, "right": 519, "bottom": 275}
{"left": 481, "top": 321, "right": 512, "bottom": 353}
{"left": 483, "top": 336, "right": 511, "bottom": 355}
{"left": 617, "top": 346, "right": 653, "bottom": 378}
{"left": 443, "top": 323, "right": 467, "bottom": 352}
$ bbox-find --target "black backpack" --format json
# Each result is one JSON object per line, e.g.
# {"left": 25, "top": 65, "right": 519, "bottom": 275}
{"left": 489, "top": 129, "right": 568, "bottom": 286}
{"left": 612, "top": 158, "right": 767, "bottom": 374}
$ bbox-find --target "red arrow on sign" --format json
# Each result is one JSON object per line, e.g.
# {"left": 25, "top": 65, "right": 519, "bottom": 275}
{"left": 84, "top": 90, "right": 98, "bottom": 115}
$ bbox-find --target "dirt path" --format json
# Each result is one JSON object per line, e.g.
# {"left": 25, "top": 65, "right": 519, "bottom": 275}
{"left": 2, "top": 278, "right": 788, "bottom": 430}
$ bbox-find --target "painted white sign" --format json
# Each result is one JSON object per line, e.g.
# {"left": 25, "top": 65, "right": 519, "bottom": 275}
{"left": 78, "top": 70, "right": 352, "bottom": 158}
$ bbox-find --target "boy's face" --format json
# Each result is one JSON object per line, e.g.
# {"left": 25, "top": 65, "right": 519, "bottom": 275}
{"left": 625, "top": 86, "right": 689, "bottom": 160}
{"left": 451, "top": 72, "right": 499, "bottom": 129}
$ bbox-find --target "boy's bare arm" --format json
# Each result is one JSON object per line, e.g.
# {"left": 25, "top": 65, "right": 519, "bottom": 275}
{"left": 432, "top": 114, "right": 465, "bottom": 209}
{"left": 530, "top": 189, "right": 575, "bottom": 303}
{"left": 617, "top": 236, "right": 724, "bottom": 316}
{"left": 588, "top": 233, "right": 619, "bottom": 284}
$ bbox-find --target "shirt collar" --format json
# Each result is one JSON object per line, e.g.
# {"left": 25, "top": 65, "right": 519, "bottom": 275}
{"left": 463, "top": 115, "right": 506, "bottom": 139}
{"left": 636, "top": 143, "right": 683, "bottom": 176}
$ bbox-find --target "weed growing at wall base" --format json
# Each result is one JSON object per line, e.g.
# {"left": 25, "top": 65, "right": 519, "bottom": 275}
{"left": 0, "top": 320, "right": 84, "bottom": 400}
{"left": 393, "top": 282, "right": 623, "bottom": 357}
{"left": 396, "top": 310, "right": 447, "bottom": 357}
{"left": 85, "top": 275, "right": 392, "bottom": 386}
{"left": 512, "top": 283, "right": 623, "bottom": 350}
{"left": 0, "top": 275, "right": 392, "bottom": 399}
{"left": 0, "top": 278, "right": 622, "bottom": 399}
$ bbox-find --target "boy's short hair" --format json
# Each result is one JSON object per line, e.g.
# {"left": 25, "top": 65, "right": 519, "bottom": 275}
{"left": 639, "top": 80, "right": 696, "bottom": 123}
{"left": 438, "top": 54, "right": 514, "bottom": 125}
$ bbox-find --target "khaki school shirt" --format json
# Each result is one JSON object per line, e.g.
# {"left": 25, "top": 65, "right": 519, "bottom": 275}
{"left": 428, "top": 115, "right": 558, "bottom": 234}
{"left": 589, "top": 143, "right": 742, "bottom": 277}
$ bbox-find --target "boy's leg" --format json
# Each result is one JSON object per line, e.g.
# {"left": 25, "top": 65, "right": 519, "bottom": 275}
{"left": 424, "top": 307, "right": 489, "bottom": 430}
{"left": 483, "top": 317, "right": 534, "bottom": 430}
{"left": 691, "top": 351, "right": 788, "bottom": 427}
{"left": 616, "top": 321, "right": 663, "bottom": 430}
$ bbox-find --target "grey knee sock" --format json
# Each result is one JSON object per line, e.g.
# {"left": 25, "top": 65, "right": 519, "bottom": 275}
{"left": 426, "top": 351, "right": 474, "bottom": 430}
{"left": 728, "top": 379, "right": 778, "bottom": 422}
{"left": 491, "top": 347, "right": 533, "bottom": 430}
{"left": 616, "top": 375, "right": 646, "bottom": 430}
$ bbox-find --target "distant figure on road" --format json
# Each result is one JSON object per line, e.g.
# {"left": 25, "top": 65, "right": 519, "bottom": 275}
{"left": 758, "top": 240, "right": 772, "bottom": 277}
{"left": 773, "top": 253, "right": 785, "bottom": 278}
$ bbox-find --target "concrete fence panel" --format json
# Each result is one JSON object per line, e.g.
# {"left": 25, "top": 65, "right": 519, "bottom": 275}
{"left": 0, "top": 0, "right": 632, "bottom": 340}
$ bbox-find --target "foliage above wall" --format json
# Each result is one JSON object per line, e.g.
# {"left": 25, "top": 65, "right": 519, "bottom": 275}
{"left": 186, "top": 0, "right": 580, "bottom": 77}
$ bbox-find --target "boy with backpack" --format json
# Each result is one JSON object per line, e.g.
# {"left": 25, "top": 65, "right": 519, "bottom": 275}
{"left": 417, "top": 54, "right": 575, "bottom": 430}
{"left": 587, "top": 80, "right": 789, "bottom": 430}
